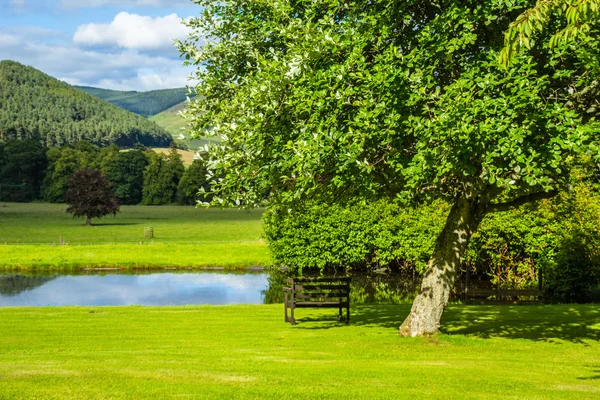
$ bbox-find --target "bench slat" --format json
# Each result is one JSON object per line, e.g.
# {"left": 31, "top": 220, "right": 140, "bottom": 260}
{"left": 295, "top": 302, "right": 348, "bottom": 308}
{"left": 290, "top": 277, "right": 351, "bottom": 283}
{"left": 466, "top": 299, "right": 541, "bottom": 305}
{"left": 468, "top": 289, "right": 541, "bottom": 297}
{"left": 293, "top": 284, "right": 349, "bottom": 291}
{"left": 294, "top": 292, "right": 349, "bottom": 299}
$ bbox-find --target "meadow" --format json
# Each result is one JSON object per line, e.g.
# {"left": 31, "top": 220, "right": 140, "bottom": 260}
{"left": 0, "top": 304, "right": 598, "bottom": 399}
{"left": 0, "top": 203, "right": 271, "bottom": 270}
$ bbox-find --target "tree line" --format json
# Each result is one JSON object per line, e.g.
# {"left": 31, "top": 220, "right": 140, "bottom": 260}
{"left": 0, "top": 61, "right": 172, "bottom": 148}
{"left": 0, "top": 139, "right": 210, "bottom": 206}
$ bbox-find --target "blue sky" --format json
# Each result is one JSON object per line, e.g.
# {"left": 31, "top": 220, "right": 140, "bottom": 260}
{"left": 0, "top": 0, "right": 200, "bottom": 91}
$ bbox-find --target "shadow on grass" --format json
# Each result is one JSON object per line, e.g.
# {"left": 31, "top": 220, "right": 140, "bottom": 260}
{"left": 91, "top": 223, "right": 140, "bottom": 227}
{"left": 577, "top": 365, "right": 600, "bottom": 380}
{"left": 441, "top": 305, "right": 600, "bottom": 343}
{"left": 291, "top": 304, "right": 409, "bottom": 330}
{"left": 293, "top": 304, "right": 600, "bottom": 343}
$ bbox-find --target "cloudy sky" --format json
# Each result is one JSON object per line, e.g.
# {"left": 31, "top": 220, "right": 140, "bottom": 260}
{"left": 0, "top": 0, "right": 199, "bottom": 91}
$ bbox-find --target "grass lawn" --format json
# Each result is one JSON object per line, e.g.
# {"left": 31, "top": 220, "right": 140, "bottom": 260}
{"left": 0, "top": 304, "right": 598, "bottom": 399}
{"left": 0, "top": 203, "right": 271, "bottom": 270}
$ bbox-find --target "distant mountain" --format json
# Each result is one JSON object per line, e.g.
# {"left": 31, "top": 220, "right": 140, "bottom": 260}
{"left": 77, "top": 86, "right": 192, "bottom": 117}
{"left": 0, "top": 60, "right": 172, "bottom": 148}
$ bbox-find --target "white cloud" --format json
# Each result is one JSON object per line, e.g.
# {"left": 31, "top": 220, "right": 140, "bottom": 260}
{"left": 59, "top": 0, "right": 193, "bottom": 9}
{"left": 0, "top": 26, "right": 195, "bottom": 91}
{"left": 9, "top": 0, "right": 27, "bottom": 9}
{"left": 73, "top": 12, "right": 190, "bottom": 51}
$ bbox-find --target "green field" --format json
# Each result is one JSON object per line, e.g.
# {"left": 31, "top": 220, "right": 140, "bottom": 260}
{"left": 0, "top": 304, "right": 598, "bottom": 399}
{"left": 0, "top": 203, "right": 271, "bottom": 270}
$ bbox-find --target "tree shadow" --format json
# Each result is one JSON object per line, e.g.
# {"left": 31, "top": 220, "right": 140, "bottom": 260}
{"left": 290, "top": 304, "right": 409, "bottom": 330}
{"left": 441, "top": 305, "right": 600, "bottom": 343}
{"left": 291, "top": 304, "right": 600, "bottom": 344}
{"left": 577, "top": 365, "right": 600, "bottom": 380}
{"left": 91, "top": 223, "right": 140, "bottom": 226}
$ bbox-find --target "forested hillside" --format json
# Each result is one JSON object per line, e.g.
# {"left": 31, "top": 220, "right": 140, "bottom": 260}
{"left": 77, "top": 86, "right": 191, "bottom": 116}
{"left": 0, "top": 60, "right": 172, "bottom": 148}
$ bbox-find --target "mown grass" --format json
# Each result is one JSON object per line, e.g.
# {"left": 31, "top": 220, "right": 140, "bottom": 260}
{"left": 0, "top": 203, "right": 271, "bottom": 270}
{"left": 0, "top": 304, "right": 598, "bottom": 399}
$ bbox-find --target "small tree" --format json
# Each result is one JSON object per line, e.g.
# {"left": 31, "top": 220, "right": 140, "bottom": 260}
{"left": 65, "top": 169, "right": 120, "bottom": 226}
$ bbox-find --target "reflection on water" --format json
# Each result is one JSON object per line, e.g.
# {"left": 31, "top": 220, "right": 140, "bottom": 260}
{"left": 0, "top": 272, "right": 268, "bottom": 306}
{"left": 0, "top": 275, "right": 57, "bottom": 296}
{"left": 0, "top": 269, "right": 432, "bottom": 307}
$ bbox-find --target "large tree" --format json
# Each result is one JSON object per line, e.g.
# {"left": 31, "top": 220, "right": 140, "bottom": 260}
{"left": 179, "top": 0, "right": 600, "bottom": 336}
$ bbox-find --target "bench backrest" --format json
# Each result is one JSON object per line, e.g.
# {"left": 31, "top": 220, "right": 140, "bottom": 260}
{"left": 287, "top": 277, "right": 350, "bottom": 300}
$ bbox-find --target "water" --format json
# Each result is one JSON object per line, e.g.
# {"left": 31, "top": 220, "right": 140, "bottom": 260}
{"left": 0, "top": 270, "right": 427, "bottom": 307}
{"left": 0, "top": 272, "right": 269, "bottom": 306}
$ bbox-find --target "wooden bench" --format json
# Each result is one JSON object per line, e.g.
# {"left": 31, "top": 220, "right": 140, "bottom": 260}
{"left": 284, "top": 277, "right": 350, "bottom": 325}
{"left": 464, "top": 269, "right": 543, "bottom": 304}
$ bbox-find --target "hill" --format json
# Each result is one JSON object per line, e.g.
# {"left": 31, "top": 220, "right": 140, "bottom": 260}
{"left": 149, "top": 101, "right": 188, "bottom": 136}
{"left": 77, "top": 86, "right": 190, "bottom": 116}
{"left": 0, "top": 60, "right": 172, "bottom": 148}
{"left": 150, "top": 101, "right": 219, "bottom": 150}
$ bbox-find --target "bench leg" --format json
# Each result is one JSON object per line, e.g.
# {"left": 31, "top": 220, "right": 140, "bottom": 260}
{"left": 338, "top": 303, "right": 342, "bottom": 322}
{"left": 346, "top": 302, "right": 350, "bottom": 325}
{"left": 290, "top": 302, "right": 295, "bottom": 325}
{"left": 284, "top": 291, "right": 289, "bottom": 323}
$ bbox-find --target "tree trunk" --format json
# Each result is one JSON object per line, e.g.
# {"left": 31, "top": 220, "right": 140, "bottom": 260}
{"left": 86, "top": 216, "right": 92, "bottom": 226}
{"left": 400, "top": 197, "right": 482, "bottom": 337}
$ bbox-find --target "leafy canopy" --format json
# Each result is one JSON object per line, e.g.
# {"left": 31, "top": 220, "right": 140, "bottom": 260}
{"left": 500, "top": 0, "right": 600, "bottom": 66}
{"left": 179, "top": 0, "right": 599, "bottom": 209}
{"left": 65, "top": 169, "right": 120, "bottom": 225}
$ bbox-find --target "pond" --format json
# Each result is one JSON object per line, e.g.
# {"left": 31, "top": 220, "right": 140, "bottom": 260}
{"left": 0, "top": 272, "right": 269, "bottom": 306}
{"left": 0, "top": 270, "right": 430, "bottom": 307}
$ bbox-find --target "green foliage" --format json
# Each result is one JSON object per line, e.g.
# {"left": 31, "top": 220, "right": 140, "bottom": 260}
{"left": 65, "top": 168, "right": 120, "bottom": 226}
{"left": 77, "top": 86, "right": 193, "bottom": 117}
{"left": 0, "top": 139, "right": 47, "bottom": 202}
{"left": 103, "top": 150, "right": 149, "bottom": 205}
{"left": 544, "top": 233, "right": 600, "bottom": 302}
{"left": 142, "top": 148, "right": 185, "bottom": 205}
{"left": 469, "top": 181, "right": 600, "bottom": 295}
{"left": 180, "top": 0, "right": 598, "bottom": 210}
{"left": 177, "top": 158, "right": 210, "bottom": 205}
{"left": 263, "top": 200, "right": 448, "bottom": 273}
{"left": 42, "top": 146, "right": 91, "bottom": 202}
{"left": 0, "top": 60, "right": 172, "bottom": 147}
{"left": 500, "top": 0, "right": 600, "bottom": 66}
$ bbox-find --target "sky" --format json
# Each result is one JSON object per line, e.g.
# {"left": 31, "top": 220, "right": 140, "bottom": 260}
{"left": 0, "top": 0, "right": 201, "bottom": 91}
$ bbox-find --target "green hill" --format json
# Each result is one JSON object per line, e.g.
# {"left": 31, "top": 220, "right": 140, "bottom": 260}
{"left": 149, "top": 101, "right": 188, "bottom": 136}
{"left": 0, "top": 60, "right": 172, "bottom": 148}
{"left": 77, "top": 86, "right": 191, "bottom": 117}
{"left": 149, "top": 101, "right": 218, "bottom": 150}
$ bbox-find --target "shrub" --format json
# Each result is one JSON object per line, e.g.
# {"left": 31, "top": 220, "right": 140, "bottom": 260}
{"left": 544, "top": 233, "right": 600, "bottom": 303}
{"left": 263, "top": 199, "right": 448, "bottom": 274}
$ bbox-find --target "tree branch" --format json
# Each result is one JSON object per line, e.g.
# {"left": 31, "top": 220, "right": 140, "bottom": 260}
{"left": 486, "top": 189, "right": 559, "bottom": 213}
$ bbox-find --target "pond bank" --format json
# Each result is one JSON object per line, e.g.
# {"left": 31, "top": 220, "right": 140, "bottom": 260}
{"left": 0, "top": 242, "right": 272, "bottom": 271}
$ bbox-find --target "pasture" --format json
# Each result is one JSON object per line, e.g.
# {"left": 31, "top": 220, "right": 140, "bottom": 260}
{"left": 0, "top": 203, "right": 271, "bottom": 270}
